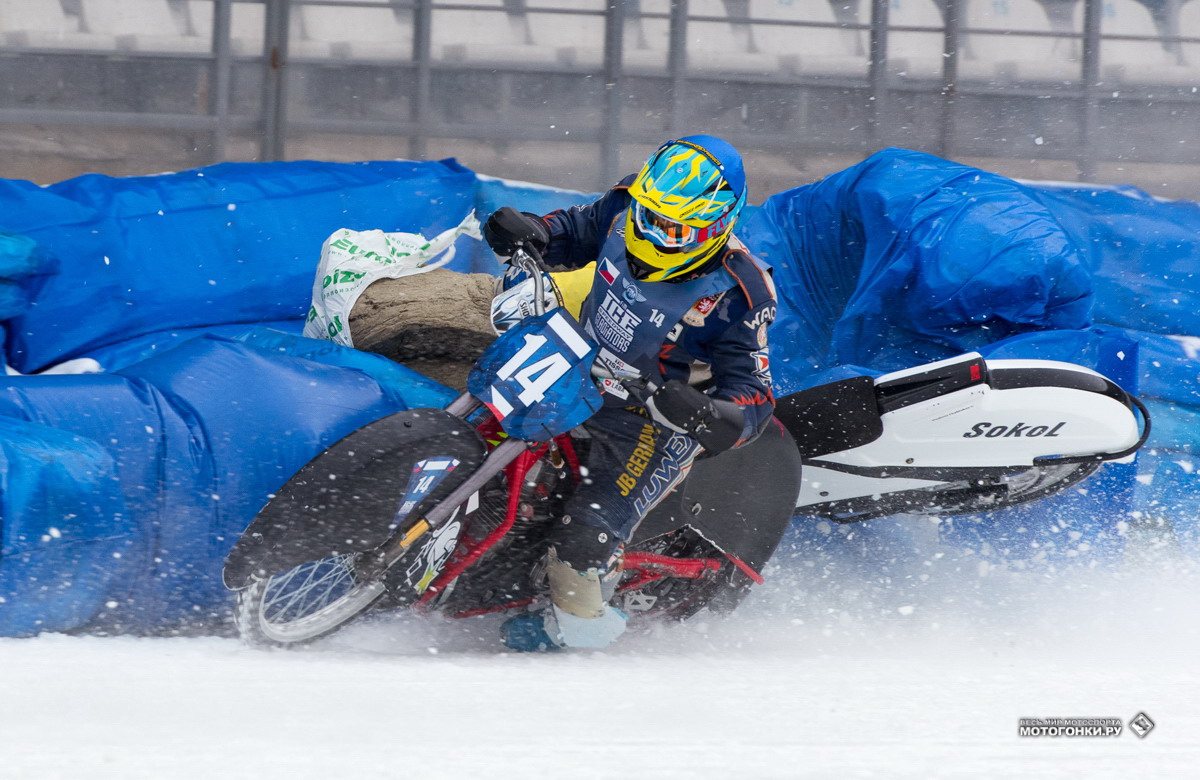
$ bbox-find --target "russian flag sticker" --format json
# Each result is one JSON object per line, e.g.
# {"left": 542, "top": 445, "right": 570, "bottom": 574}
{"left": 598, "top": 258, "right": 619, "bottom": 285}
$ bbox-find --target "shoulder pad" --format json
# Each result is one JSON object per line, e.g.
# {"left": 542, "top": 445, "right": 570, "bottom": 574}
{"left": 720, "top": 244, "right": 776, "bottom": 309}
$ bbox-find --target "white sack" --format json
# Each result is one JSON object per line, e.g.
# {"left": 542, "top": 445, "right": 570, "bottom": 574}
{"left": 302, "top": 212, "right": 482, "bottom": 346}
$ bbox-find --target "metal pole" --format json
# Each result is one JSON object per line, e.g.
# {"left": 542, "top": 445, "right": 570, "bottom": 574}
{"left": 600, "top": 0, "right": 627, "bottom": 188}
{"left": 867, "top": 0, "right": 889, "bottom": 149}
{"left": 1080, "top": 0, "right": 1102, "bottom": 181}
{"left": 667, "top": 0, "right": 688, "bottom": 135}
{"left": 412, "top": 0, "right": 433, "bottom": 160}
{"left": 210, "top": 0, "right": 233, "bottom": 161}
{"left": 260, "top": 0, "right": 291, "bottom": 161}
{"left": 939, "top": 0, "right": 961, "bottom": 158}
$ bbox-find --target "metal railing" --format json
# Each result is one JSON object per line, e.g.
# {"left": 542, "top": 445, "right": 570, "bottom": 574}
{"left": 2, "top": 0, "right": 1199, "bottom": 187}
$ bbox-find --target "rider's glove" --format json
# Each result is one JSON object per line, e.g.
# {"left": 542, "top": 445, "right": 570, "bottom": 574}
{"left": 644, "top": 379, "right": 746, "bottom": 453}
{"left": 483, "top": 206, "right": 549, "bottom": 260}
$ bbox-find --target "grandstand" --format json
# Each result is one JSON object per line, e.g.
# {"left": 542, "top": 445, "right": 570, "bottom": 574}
{"left": 2, "top": 0, "right": 1200, "bottom": 196}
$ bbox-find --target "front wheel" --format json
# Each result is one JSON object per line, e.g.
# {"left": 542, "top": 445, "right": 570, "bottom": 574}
{"left": 233, "top": 553, "right": 387, "bottom": 648}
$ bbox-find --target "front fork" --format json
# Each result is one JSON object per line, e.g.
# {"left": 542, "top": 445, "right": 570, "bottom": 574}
{"left": 356, "top": 392, "right": 525, "bottom": 580}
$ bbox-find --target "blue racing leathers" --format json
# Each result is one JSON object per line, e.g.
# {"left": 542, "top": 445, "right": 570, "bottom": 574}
{"left": 535, "top": 176, "right": 778, "bottom": 570}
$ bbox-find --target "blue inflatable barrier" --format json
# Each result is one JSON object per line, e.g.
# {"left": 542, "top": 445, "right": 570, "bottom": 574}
{"left": 3, "top": 149, "right": 1199, "bottom": 636}
{"left": 0, "top": 159, "right": 478, "bottom": 374}
{"left": 0, "top": 330, "right": 452, "bottom": 635}
{"left": 740, "top": 149, "right": 1096, "bottom": 393}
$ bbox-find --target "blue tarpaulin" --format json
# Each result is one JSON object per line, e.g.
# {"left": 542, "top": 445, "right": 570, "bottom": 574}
{"left": 3, "top": 149, "right": 1199, "bottom": 636}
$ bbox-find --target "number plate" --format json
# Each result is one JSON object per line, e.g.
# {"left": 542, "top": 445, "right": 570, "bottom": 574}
{"left": 467, "top": 310, "right": 603, "bottom": 440}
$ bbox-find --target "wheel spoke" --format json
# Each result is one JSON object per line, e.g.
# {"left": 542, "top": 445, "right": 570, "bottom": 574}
{"left": 237, "top": 552, "right": 385, "bottom": 645}
{"left": 259, "top": 555, "right": 363, "bottom": 625}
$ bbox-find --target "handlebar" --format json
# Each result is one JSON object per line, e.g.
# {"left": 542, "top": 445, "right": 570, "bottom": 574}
{"left": 510, "top": 245, "right": 549, "bottom": 318}
{"left": 507, "top": 243, "right": 654, "bottom": 402}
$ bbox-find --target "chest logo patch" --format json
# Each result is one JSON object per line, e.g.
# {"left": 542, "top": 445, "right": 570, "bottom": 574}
{"left": 596, "top": 289, "right": 642, "bottom": 353}
{"left": 621, "top": 276, "right": 647, "bottom": 304}
{"left": 683, "top": 292, "right": 725, "bottom": 327}
{"left": 598, "top": 258, "right": 620, "bottom": 285}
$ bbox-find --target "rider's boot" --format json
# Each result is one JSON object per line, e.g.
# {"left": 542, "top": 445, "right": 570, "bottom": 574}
{"left": 502, "top": 539, "right": 627, "bottom": 652}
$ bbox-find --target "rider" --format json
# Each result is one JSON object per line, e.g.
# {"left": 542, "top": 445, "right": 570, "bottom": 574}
{"left": 482, "top": 135, "right": 777, "bottom": 651}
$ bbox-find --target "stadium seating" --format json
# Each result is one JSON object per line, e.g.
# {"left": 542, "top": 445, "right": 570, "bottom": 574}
{"left": 295, "top": 0, "right": 412, "bottom": 61}
{"left": 433, "top": 0, "right": 549, "bottom": 66}
{"left": 685, "top": 0, "right": 777, "bottom": 75}
{"left": 887, "top": 0, "right": 946, "bottom": 80}
{"left": 1099, "top": 0, "right": 1194, "bottom": 84}
{"left": 525, "top": 0, "right": 614, "bottom": 68}
{"left": 1180, "top": 0, "right": 1200, "bottom": 75}
{"left": 749, "top": 0, "right": 868, "bottom": 77}
{"left": 187, "top": 0, "right": 264, "bottom": 56}
{"left": 962, "top": 0, "right": 1080, "bottom": 83}
{"left": 81, "top": 0, "right": 210, "bottom": 52}
{"left": 0, "top": 0, "right": 114, "bottom": 50}
{"left": 624, "top": 0, "right": 670, "bottom": 73}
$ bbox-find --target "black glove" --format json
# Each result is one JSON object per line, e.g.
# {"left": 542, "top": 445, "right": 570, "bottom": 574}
{"left": 644, "top": 379, "right": 745, "bottom": 453}
{"left": 483, "top": 206, "right": 549, "bottom": 259}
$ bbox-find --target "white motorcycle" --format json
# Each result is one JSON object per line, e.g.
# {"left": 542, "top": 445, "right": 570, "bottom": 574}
{"left": 778, "top": 352, "right": 1149, "bottom": 522}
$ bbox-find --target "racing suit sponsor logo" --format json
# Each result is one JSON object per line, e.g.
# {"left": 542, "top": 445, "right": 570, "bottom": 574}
{"left": 595, "top": 290, "right": 642, "bottom": 353}
{"left": 962, "top": 422, "right": 1065, "bottom": 438}
{"left": 633, "top": 432, "right": 700, "bottom": 516}
{"left": 683, "top": 292, "right": 724, "bottom": 326}
{"left": 756, "top": 322, "right": 768, "bottom": 348}
{"left": 744, "top": 305, "right": 776, "bottom": 330}
{"left": 616, "top": 424, "right": 658, "bottom": 496}
{"left": 752, "top": 347, "right": 772, "bottom": 387}
{"left": 621, "top": 276, "right": 647, "bottom": 304}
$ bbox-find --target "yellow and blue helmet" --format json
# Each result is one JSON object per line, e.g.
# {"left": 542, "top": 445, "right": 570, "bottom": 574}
{"left": 625, "top": 134, "right": 747, "bottom": 282}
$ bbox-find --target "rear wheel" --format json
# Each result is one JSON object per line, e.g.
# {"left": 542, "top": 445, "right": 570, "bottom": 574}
{"left": 619, "top": 528, "right": 756, "bottom": 622}
{"left": 233, "top": 554, "right": 387, "bottom": 648}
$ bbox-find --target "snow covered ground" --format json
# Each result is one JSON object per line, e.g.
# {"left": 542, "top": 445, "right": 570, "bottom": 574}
{"left": 3, "top": 527, "right": 1198, "bottom": 780}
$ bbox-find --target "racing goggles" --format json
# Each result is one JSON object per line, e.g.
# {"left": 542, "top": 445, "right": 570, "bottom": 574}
{"left": 633, "top": 201, "right": 728, "bottom": 253}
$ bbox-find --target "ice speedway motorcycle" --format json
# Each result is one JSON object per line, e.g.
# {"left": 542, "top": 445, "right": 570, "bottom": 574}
{"left": 223, "top": 249, "right": 1150, "bottom": 648}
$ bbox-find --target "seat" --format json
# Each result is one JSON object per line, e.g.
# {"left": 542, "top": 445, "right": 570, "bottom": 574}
{"left": 624, "top": 0, "right": 670, "bottom": 73}
{"left": 0, "top": 0, "right": 115, "bottom": 50}
{"left": 962, "top": 0, "right": 1080, "bottom": 84}
{"left": 1099, "top": 0, "right": 1193, "bottom": 84}
{"left": 187, "top": 0, "right": 254, "bottom": 56}
{"left": 887, "top": 0, "right": 946, "bottom": 80}
{"left": 748, "top": 0, "right": 868, "bottom": 77}
{"left": 685, "top": 0, "right": 779, "bottom": 75}
{"left": 1179, "top": 0, "right": 1200, "bottom": 80}
{"left": 525, "top": 0, "right": 610, "bottom": 68}
{"left": 298, "top": 0, "right": 413, "bottom": 61}
{"left": 434, "top": 0, "right": 549, "bottom": 66}
{"left": 80, "top": 0, "right": 210, "bottom": 53}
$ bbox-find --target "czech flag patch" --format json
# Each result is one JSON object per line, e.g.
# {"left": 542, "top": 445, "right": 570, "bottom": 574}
{"left": 598, "top": 258, "right": 619, "bottom": 286}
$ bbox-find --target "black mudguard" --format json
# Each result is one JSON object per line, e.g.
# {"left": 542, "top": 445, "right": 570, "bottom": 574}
{"left": 633, "top": 418, "right": 803, "bottom": 575}
{"left": 223, "top": 408, "right": 488, "bottom": 589}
